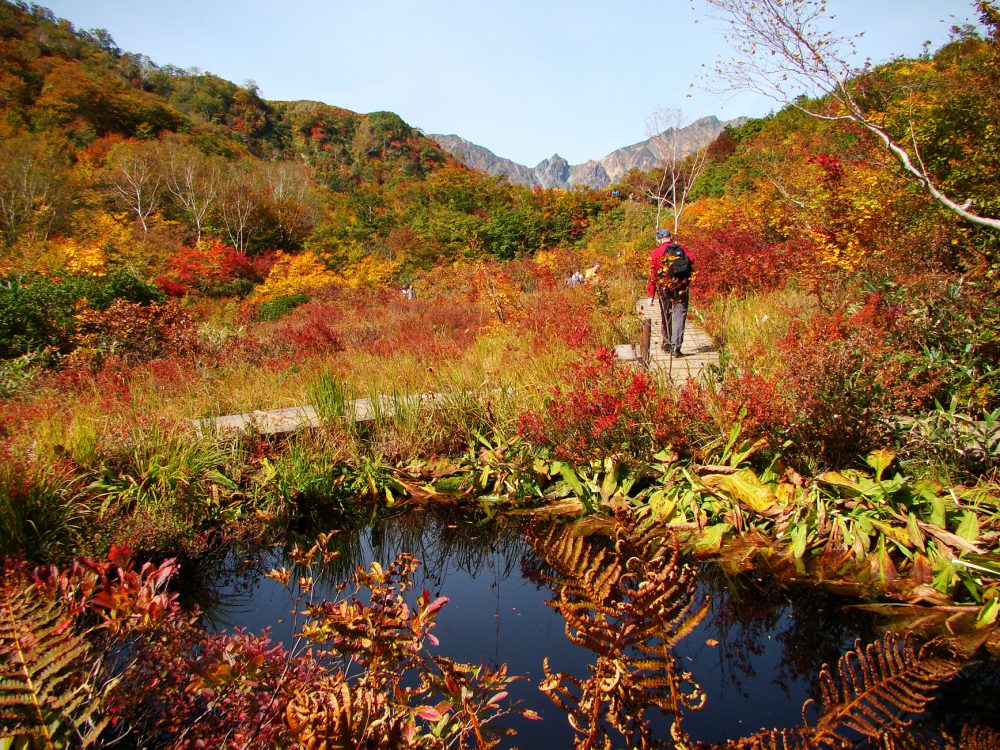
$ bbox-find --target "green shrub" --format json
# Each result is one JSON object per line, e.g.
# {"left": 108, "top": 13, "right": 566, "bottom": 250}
{"left": 0, "top": 270, "right": 165, "bottom": 358}
{"left": 256, "top": 293, "right": 309, "bottom": 321}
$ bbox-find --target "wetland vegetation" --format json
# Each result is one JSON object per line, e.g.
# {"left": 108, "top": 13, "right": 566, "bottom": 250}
{"left": 2, "top": 1, "right": 1000, "bottom": 747}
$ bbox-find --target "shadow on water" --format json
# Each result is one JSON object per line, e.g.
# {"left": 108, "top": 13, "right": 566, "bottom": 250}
{"left": 190, "top": 507, "right": 998, "bottom": 748}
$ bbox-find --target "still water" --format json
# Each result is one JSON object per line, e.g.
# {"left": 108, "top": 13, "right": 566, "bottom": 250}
{"left": 198, "top": 509, "right": 900, "bottom": 747}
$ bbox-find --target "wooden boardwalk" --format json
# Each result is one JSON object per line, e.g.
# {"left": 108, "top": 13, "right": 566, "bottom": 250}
{"left": 630, "top": 298, "right": 719, "bottom": 383}
{"left": 194, "top": 393, "right": 444, "bottom": 438}
{"left": 196, "top": 296, "right": 719, "bottom": 437}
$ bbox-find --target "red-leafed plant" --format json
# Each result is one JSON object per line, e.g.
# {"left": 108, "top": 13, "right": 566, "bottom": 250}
{"left": 686, "top": 223, "right": 810, "bottom": 303}
{"left": 71, "top": 299, "right": 199, "bottom": 368}
{"left": 519, "top": 349, "right": 703, "bottom": 463}
{"left": 4, "top": 539, "right": 522, "bottom": 749}
{"left": 777, "top": 294, "right": 937, "bottom": 466}
{"left": 166, "top": 240, "right": 275, "bottom": 296}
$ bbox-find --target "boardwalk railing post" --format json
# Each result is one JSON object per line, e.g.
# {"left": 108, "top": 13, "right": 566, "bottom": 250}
{"left": 640, "top": 318, "right": 651, "bottom": 364}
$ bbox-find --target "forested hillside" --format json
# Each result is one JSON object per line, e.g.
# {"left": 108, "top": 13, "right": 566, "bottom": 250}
{"left": 0, "top": 0, "right": 612, "bottom": 307}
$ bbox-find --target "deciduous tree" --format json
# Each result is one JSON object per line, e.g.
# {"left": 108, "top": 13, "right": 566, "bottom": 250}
{"left": 645, "top": 108, "right": 709, "bottom": 234}
{"left": 105, "top": 139, "right": 164, "bottom": 235}
{"left": 161, "top": 137, "right": 220, "bottom": 242}
{"left": 0, "top": 135, "right": 71, "bottom": 246}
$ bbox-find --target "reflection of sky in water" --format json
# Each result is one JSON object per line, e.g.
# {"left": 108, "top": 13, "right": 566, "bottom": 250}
{"left": 202, "top": 511, "right": 877, "bottom": 748}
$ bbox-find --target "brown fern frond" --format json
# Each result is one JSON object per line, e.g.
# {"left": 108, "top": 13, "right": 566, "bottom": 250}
{"left": 0, "top": 572, "right": 106, "bottom": 749}
{"left": 708, "top": 726, "right": 849, "bottom": 750}
{"left": 957, "top": 725, "right": 1000, "bottom": 750}
{"left": 532, "top": 524, "right": 623, "bottom": 608}
{"left": 528, "top": 516, "right": 709, "bottom": 748}
{"left": 875, "top": 724, "right": 1000, "bottom": 750}
{"left": 286, "top": 678, "right": 372, "bottom": 750}
{"left": 874, "top": 728, "right": 942, "bottom": 750}
{"left": 808, "top": 633, "right": 963, "bottom": 744}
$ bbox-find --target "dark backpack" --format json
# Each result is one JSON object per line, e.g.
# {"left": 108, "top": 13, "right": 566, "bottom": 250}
{"left": 655, "top": 243, "right": 692, "bottom": 294}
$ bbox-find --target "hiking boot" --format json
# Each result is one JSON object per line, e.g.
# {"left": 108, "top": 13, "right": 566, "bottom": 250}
{"left": 672, "top": 350, "right": 685, "bottom": 358}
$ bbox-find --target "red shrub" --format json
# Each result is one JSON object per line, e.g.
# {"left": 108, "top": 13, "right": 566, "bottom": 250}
{"left": 522, "top": 293, "right": 597, "bottom": 352}
{"left": 776, "top": 295, "right": 936, "bottom": 465}
{"left": 518, "top": 348, "right": 699, "bottom": 463}
{"left": 109, "top": 627, "right": 305, "bottom": 749}
{"left": 166, "top": 241, "right": 273, "bottom": 295}
{"left": 154, "top": 276, "right": 187, "bottom": 298}
{"left": 687, "top": 370, "right": 795, "bottom": 447}
{"left": 686, "top": 224, "right": 810, "bottom": 303}
{"left": 281, "top": 311, "right": 345, "bottom": 355}
{"left": 347, "top": 294, "right": 486, "bottom": 361}
{"left": 72, "top": 300, "right": 200, "bottom": 367}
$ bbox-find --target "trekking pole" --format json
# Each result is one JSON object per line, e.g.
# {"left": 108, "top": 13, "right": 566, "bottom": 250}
{"left": 665, "top": 298, "right": 674, "bottom": 377}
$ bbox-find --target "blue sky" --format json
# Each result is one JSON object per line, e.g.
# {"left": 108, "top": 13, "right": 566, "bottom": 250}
{"left": 41, "top": 0, "right": 979, "bottom": 166}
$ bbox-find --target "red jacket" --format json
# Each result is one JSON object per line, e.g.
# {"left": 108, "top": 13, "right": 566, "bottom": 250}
{"left": 648, "top": 242, "right": 693, "bottom": 299}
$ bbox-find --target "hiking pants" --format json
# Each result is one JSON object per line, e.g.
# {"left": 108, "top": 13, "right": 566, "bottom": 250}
{"left": 657, "top": 291, "right": 688, "bottom": 354}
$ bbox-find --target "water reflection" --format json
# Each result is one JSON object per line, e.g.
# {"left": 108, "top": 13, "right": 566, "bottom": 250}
{"left": 195, "top": 508, "right": 992, "bottom": 748}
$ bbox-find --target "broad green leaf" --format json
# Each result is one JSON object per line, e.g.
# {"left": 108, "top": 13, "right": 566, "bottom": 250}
{"left": 932, "top": 563, "right": 955, "bottom": 594}
{"left": 205, "top": 469, "right": 238, "bottom": 490}
{"left": 791, "top": 523, "right": 808, "bottom": 559}
{"left": 870, "top": 519, "right": 910, "bottom": 547}
{"left": 653, "top": 498, "right": 678, "bottom": 521}
{"left": 817, "top": 471, "right": 865, "bottom": 497}
{"left": 928, "top": 495, "right": 947, "bottom": 528}
{"left": 694, "top": 523, "right": 732, "bottom": 554}
{"left": 975, "top": 598, "right": 999, "bottom": 628}
{"left": 874, "top": 538, "right": 899, "bottom": 584}
{"left": 906, "top": 513, "right": 926, "bottom": 552}
{"left": 600, "top": 465, "right": 619, "bottom": 502}
{"left": 865, "top": 448, "right": 896, "bottom": 481}
{"left": 955, "top": 511, "right": 980, "bottom": 542}
{"left": 866, "top": 474, "right": 907, "bottom": 499}
{"left": 851, "top": 524, "right": 870, "bottom": 560}
{"left": 557, "top": 463, "right": 584, "bottom": 498}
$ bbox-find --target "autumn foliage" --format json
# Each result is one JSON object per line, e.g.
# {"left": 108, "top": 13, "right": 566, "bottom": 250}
{"left": 519, "top": 349, "right": 703, "bottom": 463}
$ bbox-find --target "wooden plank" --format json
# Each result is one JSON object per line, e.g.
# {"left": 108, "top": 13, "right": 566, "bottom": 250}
{"left": 633, "top": 298, "right": 719, "bottom": 383}
{"left": 194, "top": 392, "right": 449, "bottom": 438}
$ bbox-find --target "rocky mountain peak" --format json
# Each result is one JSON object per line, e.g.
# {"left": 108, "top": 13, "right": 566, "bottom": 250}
{"left": 430, "top": 115, "right": 744, "bottom": 190}
{"left": 534, "top": 154, "right": 570, "bottom": 188}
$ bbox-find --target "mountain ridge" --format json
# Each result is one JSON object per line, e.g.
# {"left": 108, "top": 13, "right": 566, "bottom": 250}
{"left": 431, "top": 115, "right": 747, "bottom": 189}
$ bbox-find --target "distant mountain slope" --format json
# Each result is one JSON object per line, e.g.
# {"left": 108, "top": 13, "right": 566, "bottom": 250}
{"left": 431, "top": 116, "right": 746, "bottom": 189}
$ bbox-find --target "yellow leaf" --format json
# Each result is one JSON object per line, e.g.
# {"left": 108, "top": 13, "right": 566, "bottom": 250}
{"left": 702, "top": 468, "right": 777, "bottom": 513}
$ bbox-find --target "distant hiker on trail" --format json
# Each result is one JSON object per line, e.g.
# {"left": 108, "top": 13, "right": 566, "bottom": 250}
{"left": 583, "top": 262, "right": 601, "bottom": 283}
{"left": 401, "top": 284, "right": 415, "bottom": 300}
{"left": 648, "top": 228, "right": 693, "bottom": 357}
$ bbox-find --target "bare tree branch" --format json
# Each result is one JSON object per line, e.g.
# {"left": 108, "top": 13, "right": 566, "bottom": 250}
{"left": 702, "top": 0, "right": 1000, "bottom": 231}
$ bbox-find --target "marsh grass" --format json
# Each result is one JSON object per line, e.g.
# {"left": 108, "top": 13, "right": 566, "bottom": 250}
{"left": 700, "top": 288, "right": 812, "bottom": 378}
{"left": 308, "top": 369, "right": 352, "bottom": 422}
{"left": 0, "top": 461, "right": 89, "bottom": 560}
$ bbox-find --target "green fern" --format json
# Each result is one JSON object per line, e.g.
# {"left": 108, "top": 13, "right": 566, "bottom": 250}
{"left": 0, "top": 575, "right": 106, "bottom": 748}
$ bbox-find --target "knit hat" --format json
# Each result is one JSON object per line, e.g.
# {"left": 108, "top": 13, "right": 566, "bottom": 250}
{"left": 655, "top": 228, "right": 672, "bottom": 241}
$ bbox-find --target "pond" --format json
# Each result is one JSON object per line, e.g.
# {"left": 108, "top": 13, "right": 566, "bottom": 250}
{"left": 196, "top": 508, "right": 996, "bottom": 748}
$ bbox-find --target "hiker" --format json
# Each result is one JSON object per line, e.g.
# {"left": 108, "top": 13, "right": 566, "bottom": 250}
{"left": 584, "top": 262, "right": 601, "bottom": 283}
{"left": 648, "top": 228, "right": 693, "bottom": 357}
{"left": 401, "top": 284, "right": 415, "bottom": 300}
